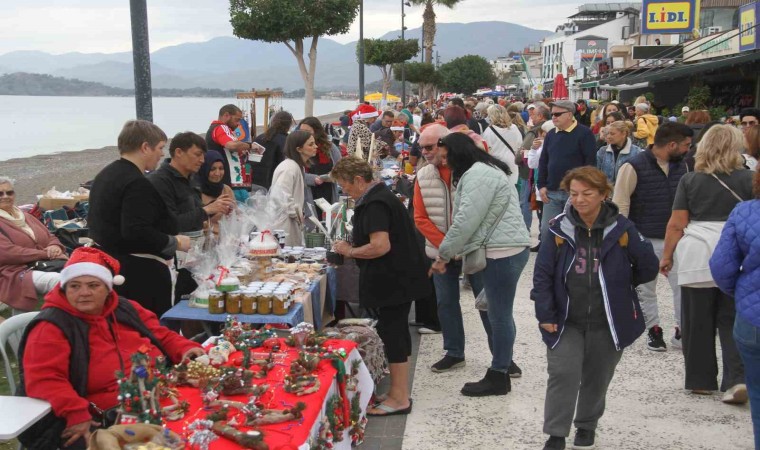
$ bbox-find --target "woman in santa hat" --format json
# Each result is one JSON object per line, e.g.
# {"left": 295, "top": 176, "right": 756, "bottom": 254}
{"left": 18, "top": 247, "right": 205, "bottom": 450}
{"left": 347, "top": 103, "right": 379, "bottom": 160}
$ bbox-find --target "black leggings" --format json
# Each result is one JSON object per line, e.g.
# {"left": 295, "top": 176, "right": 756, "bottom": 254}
{"left": 374, "top": 302, "right": 413, "bottom": 363}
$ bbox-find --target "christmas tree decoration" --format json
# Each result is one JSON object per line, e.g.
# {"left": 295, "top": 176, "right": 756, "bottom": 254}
{"left": 346, "top": 360, "right": 362, "bottom": 392}
{"left": 115, "top": 347, "right": 169, "bottom": 425}
{"left": 313, "top": 417, "right": 334, "bottom": 450}
{"left": 171, "top": 360, "right": 221, "bottom": 389}
{"left": 208, "top": 339, "right": 235, "bottom": 366}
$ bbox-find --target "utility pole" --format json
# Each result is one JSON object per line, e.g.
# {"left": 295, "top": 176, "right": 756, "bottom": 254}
{"left": 358, "top": 0, "right": 365, "bottom": 104}
{"left": 436, "top": 51, "right": 440, "bottom": 69}
{"left": 129, "top": 0, "right": 153, "bottom": 122}
{"left": 401, "top": 0, "right": 408, "bottom": 107}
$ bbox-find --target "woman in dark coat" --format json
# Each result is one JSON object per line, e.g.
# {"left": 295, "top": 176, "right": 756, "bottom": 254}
{"left": 252, "top": 111, "right": 294, "bottom": 189}
{"left": 532, "top": 166, "right": 659, "bottom": 450}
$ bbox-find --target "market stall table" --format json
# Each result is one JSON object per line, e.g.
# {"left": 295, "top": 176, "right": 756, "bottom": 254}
{"left": 161, "top": 301, "right": 305, "bottom": 335}
{"left": 163, "top": 338, "right": 373, "bottom": 449}
{"left": 0, "top": 396, "right": 51, "bottom": 440}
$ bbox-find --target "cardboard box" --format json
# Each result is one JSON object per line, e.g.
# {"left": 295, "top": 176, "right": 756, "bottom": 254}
{"left": 38, "top": 195, "right": 87, "bottom": 211}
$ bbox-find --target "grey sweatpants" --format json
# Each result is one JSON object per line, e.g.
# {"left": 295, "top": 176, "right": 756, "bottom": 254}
{"left": 543, "top": 325, "right": 623, "bottom": 437}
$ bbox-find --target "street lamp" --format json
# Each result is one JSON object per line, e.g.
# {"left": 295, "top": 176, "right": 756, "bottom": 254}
{"left": 401, "top": 1, "right": 411, "bottom": 107}
{"left": 129, "top": 0, "right": 153, "bottom": 122}
{"left": 358, "top": 0, "right": 365, "bottom": 104}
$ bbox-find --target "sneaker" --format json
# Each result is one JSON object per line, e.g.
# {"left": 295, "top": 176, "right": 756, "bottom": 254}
{"left": 543, "top": 436, "right": 566, "bottom": 450}
{"left": 508, "top": 360, "right": 522, "bottom": 378}
{"left": 431, "top": 355, "right": 465, "bottom": 373}
{"left": 573, "top": 428, "right": 595, "bottom": 449}
{"left": 722, "top": 384, "right": 749, "bottom": 404}
{"left": 461, "top": 277, "right": 472, "bottom": 290}
{"left": 671, "top": 327, "right": 682, "bottom": 350}
{"left": 418, "top": 327, "right": 441, "bottom": 335}
{"left": 531, "top": 243, "right": 541, "bottom": 253}
{"left": 646, "top": 326, "right": 667, "bottom": 352}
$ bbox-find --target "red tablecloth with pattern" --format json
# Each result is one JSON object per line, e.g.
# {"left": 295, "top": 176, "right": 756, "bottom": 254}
{"left": 163, "top": 338, "right": 372, "bottom": 449}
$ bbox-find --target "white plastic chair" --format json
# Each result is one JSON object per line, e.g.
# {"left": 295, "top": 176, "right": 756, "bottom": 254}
{"left": 0, "top": 312, "right": 39, "bottom": 395}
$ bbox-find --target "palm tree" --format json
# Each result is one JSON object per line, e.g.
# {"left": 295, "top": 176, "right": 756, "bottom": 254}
{"left": 409, "top": 0, "right": 463, "bottom": 65}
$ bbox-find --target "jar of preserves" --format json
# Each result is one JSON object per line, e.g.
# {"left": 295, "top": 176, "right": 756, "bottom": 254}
{"left": 208, "top": 290, "right": 225, "bottom": 314}
{"left": 241, "top": 290, "right": 258, "bottom": 315}
{"left": 257, "top": 290, "right": 273, "bottom": 315}
{"left": 226, "top": 290, "right": 242, "bottom": 314}
{"left": 272, "top": 292, "right": 290, "bottom": 315}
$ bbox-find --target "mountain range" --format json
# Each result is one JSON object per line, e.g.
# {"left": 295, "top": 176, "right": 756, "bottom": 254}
{"left": 0, "top": 21, "right": 551, "bottom": 91}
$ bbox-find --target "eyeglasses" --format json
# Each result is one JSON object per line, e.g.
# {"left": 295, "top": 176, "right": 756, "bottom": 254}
{"left": 0, "top": 190, "right": 14, "bottom": 197}
{"left": 421, "top": 144, "right": 435, "bottom": 152}
{"left": 551, "top": 111, "right": 570, "bottom": 118}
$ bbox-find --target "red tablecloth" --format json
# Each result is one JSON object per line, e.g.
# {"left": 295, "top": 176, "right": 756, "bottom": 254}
{"left": 164, "top": 338, "right": 358, "bottom": 449}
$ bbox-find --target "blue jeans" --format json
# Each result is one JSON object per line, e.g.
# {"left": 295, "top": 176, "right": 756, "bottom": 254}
{"left": 518, "top": 179, "right": 532, "bottom": 230}
{"left": 432, "top": 259, "right": 484, "bottom": 359}
{"left": 540, "top": 190, "right": 569, "bottom": 235}
{"left": 734, "top": 313, "right": 760, "bottom": 450}
{"left": 478, "top": 249, "right": 530, "bottom": 372}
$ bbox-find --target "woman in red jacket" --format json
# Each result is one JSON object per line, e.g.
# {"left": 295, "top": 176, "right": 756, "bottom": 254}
{"left": 20, "top": 247, "right": 204, "bottom": 449}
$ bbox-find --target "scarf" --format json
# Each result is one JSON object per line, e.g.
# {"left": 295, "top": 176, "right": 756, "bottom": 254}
{"left": 0, "top": 206, "right": 35, "bottom": 240}
{"left": 196, "top": 150, "right": 225, "bottom": 198}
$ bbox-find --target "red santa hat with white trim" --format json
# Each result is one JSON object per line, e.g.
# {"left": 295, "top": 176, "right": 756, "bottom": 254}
{"left": 351, "top": 103, "right": 379, "bottom": 121}
{"left": 60, "top": 247, "right": 125, "bottom": 290}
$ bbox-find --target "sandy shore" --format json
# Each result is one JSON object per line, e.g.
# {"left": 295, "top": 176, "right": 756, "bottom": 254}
{"left": 7, "top": 112, "right": 343, "bottom": 205}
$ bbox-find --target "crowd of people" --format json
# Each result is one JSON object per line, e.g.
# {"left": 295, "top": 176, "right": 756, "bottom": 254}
{"left": 0, "top": 94, "right": 759, "bottom": 449}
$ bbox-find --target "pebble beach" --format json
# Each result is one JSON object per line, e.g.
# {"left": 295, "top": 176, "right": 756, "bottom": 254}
{"left": 5, "top": 112, "right": 343, "bottom": 206}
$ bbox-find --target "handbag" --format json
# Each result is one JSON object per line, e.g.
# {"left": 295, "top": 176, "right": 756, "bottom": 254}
{"left": 0, "top": 226, "right": 66, "bottom": 272}
{"left": 461, "top": 198, "right": 510, "bottom": 275}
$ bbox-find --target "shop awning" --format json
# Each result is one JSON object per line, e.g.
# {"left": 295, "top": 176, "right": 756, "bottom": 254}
{"left": 605, "top": 51, "right": 760, "bottom": 87}
{"left": 579, "top": 81, "right": 599, "bottom": 88}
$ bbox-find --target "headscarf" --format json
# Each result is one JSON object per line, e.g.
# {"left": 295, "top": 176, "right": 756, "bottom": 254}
{"left": 196, "top": 150, "right": 225, "bottom": 197}
{"left": 400, "top": 108, "right": 414, "bottom": 124}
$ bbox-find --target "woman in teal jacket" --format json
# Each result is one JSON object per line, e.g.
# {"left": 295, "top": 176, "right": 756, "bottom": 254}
{"left": 431, "top": 133, "right": 530, "bottom": 397}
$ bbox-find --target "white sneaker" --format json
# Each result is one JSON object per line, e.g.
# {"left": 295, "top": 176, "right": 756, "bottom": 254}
{"left": 670, "top": 334, "right": 682, "bottom": 350}
{"left": 418, "top": 327, "right": 441, "bottom": 335}
{"left": 722, "top": 384, "right": 749, "bottom": 404}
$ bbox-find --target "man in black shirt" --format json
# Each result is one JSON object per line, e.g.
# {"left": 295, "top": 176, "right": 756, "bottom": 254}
{"left": 149, "top": 132, "right": 235, "bottom": 306}
{"left": 88, "top": 120, "right": 191, "bottom": 317}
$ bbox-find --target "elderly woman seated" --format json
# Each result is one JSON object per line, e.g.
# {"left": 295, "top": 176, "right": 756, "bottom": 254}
{"left": 0, "top": 176, "right": 66, "bottom": 311}
{"left": 19, "top": 247, "right": 205, "bottom": 450}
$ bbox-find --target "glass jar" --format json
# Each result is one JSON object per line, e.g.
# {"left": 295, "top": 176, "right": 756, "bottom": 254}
{"left": 208, "top": 290, "right": 225, "bottom": 314}
{"left": 272, "top": 292, "right": 290, "bottom": 315}
{"left": 241, "top": 290, "right": 258, "bottom": 315}
{"left": 226, "top": 290, "right": 242, "bottom": 314}
{"left": 257, "top": 290, "right": 273, "bottom": 315}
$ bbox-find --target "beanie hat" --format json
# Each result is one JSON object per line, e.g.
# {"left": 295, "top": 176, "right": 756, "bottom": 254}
{"left": 390, "top": 119, "right": 406, "bottom": 132}
{"left": 60, "top": 247, "right": 125, "bottom": 290}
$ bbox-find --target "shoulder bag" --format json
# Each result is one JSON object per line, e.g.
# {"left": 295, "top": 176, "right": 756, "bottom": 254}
{"left": 488, "top": 125, "right": 516, "bottom": 156}
{"left": 711, "top": 173, "right": 746, "bottom": 202}
{"left": 462, "top": 196, "right": 510, "bottom": 275}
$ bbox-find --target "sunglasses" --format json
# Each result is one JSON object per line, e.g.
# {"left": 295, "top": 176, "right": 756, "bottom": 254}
{"left": 421, "top": 144, "right": 435, "bottom": 151}
{"left": 0, "top": 190, "right": 14, "bottom": 197}
{"left": 551, "top": 111, "right": 571, "bottom": 118}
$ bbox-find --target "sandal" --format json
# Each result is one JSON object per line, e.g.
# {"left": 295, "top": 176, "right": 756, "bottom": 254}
{"left": 367, "top": 399, "right": 413, "bottom": 417}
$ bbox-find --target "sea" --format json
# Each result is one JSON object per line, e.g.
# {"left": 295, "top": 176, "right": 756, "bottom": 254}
{"left": 0, "top": 95, "right": 358, "bottom": 161}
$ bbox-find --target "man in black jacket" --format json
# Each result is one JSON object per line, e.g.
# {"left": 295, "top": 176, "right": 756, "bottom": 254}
{"left": 88, "top": 120, "right": 191, "bottom": 317}
{"left": 149, "top": 132, "right": 235, "bottom": 306}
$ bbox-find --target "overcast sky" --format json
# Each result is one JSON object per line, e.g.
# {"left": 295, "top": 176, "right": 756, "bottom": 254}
{"left": 0, "top": 0, "right": 588, "bottom": 55}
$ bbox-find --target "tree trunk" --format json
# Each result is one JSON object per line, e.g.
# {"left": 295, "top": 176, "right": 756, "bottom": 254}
{"left": 380, "top": 66, "right": 391, "bottom": 105}
{"left": 284, "top": 37, "right": 318, "bottom": 117}
{"left": 422, "top": 1, "right": 436, "bottom": 65}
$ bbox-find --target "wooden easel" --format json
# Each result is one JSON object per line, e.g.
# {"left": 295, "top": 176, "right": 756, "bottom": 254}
{"left": 236, "top": 89, "right": 284, "bottom": 133}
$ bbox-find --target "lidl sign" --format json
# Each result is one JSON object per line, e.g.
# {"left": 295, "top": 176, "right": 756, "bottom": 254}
{"left": 642, "top": 0, "right": 698, "bottom": 34}
{"left": 740, "top": 2, "right": 759, "bottom": 52}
